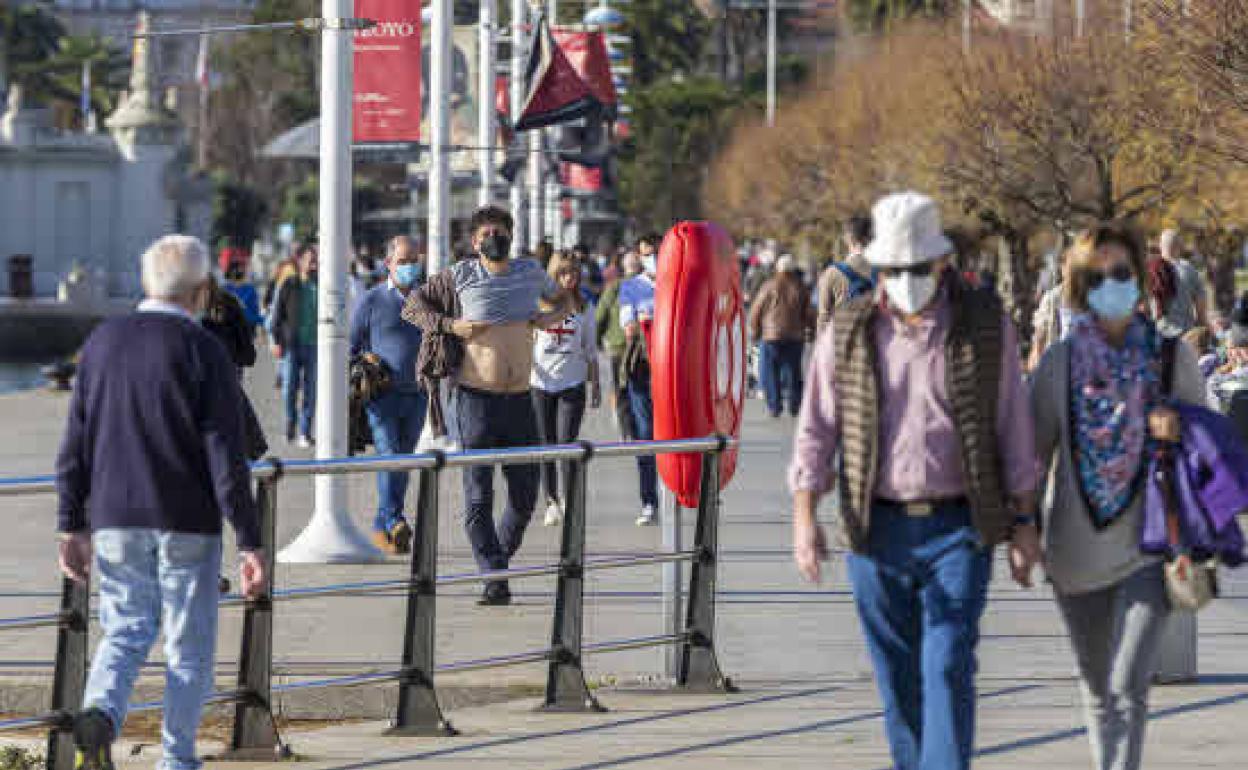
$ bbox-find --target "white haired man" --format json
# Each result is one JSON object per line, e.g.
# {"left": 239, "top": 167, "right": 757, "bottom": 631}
{"left": 56, "top": 235, "right": 267, "bottom": 770}
{"left": 1155, "top": 228, "right": 1211, "bottom": 337}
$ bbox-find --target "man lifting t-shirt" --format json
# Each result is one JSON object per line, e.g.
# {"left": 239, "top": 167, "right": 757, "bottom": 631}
{"left": 405, "top": 206, "right": 568, "bottom": 606}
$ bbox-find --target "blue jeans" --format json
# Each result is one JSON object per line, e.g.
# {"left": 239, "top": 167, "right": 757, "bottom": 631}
{"left": 365, "top": 388, "right": 428, "bottom": 532}
{"left": 282, "top": 343, "right": 316, "bottom": 437}
{"left": 455, "top": 386, "right": 541, "bottom": 572}
{"left": 758, "top": 339, "right": 804, "bottom": 416}
{"left": 626, "top": 372, "right": 659, "bottom": 508}
{"left": 84, "top": 529, "right": 222, "bottom": 770}
{"left": 846, "top": 503, "right": 992, "bottom": 770}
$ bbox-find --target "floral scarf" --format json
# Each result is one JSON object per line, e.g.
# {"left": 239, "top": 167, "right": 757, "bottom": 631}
{"left": 1068, "top": 313, "right": 1163, "bottom": 527}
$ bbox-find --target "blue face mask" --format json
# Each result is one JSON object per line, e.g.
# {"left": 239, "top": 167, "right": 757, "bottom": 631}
{"left": 1087, "top": 278, "right": 1140, "bottom": 321}
{"left": 394, "top": 263, "right": 423, "bottom": 287}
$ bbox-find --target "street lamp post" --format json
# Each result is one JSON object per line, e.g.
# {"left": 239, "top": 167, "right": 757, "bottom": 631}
{"left": 278, "top": 0, "right": 381, "bottom": 563}
{"left": 479, "top": 0, "right": 496, "bottom": 208}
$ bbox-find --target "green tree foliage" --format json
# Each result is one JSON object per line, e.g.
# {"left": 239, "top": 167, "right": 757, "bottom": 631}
{"left": 278, "top": 175, "right": 384, "bottom": 245}
{"left": 0, "top": 6, "right": 127, "bottom": 118}
{"left": 212, "top": 176, "right": 270, "bottom": 251}
{"left": 623, "top": 0, "right": 712, "bottom": 87}
{"left": 617, "top": 78, "right": 741, "bottom": 233}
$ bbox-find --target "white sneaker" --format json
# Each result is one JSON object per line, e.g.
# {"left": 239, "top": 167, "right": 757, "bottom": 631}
{"left": 543, "top": 500, "right": 564, "bottom": 527}
{"left": 635, "top": 504, "right": 658, "bottom": 527}
{"left": 296, "top": 435, "right": 313, "bottom": 449}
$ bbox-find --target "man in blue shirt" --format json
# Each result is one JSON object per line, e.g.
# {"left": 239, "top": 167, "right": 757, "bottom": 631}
{"left": 56, "top": 235, "right": 265, "bottom": 770}
{"left": 350, "top": 236, "right": 428, "bottom": 555}
{"left": 618, "top": 233, "right": 661, "bottom": 526}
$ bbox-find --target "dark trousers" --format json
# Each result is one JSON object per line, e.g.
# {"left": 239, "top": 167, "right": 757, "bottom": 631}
{"left": 846, "top": 503, "right": 992, "bottom": 770}
{"left": 758, "top": 339, "right": 804, "bottom": 417}
{"left": 365, "top": 388, "right": 428, "bottom": 533}
{"left": 609, "top": 354, "right": 635, "bottom": 440}
{"left": 455, "top": 386, "right": 540, "bottom": 572}
{"left": 626, "top": 371, "right": 660, "bottom": 508}
{"left": 532, "top": 384, "right": 588, "bottom": 505}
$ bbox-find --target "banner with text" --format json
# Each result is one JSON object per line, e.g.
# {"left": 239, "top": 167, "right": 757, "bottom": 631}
{"left": 353, "top": 0, "right": 422, "bottom": 143}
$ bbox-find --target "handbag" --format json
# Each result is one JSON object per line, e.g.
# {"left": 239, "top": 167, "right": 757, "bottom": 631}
{"left": 1158, "top": 454, "right": 1219, "bottom": 611}
{"left": 1149, "top": 337, "right": 1226, "bottom": 611}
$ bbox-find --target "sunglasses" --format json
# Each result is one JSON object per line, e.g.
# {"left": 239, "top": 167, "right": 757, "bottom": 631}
{"left": 879, "top": 263, "right": 935, "bottom": 279}
{"left": 1086, "top": 263, "right": 1134, "bottom": 290}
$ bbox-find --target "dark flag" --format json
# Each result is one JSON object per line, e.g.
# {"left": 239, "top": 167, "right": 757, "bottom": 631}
{"left": 514, "top": 15, "right": 601, "bottom": 132}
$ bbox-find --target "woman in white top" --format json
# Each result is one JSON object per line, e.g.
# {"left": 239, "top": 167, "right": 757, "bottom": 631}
{"left": 532, "top": 251, "right": 601, "bottom": 526}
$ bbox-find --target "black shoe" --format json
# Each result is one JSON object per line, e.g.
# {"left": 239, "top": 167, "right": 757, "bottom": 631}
{"left": 286, "top": 422, "right": 296, "bottom": 442}
{"left": 390, "top": 520, "right": 413, "bottom": 555}
{"left": 72, "top": 708, "right": 115, "bottom": 770}
{"left": 477, "top": 580, "right": 512, "bottom": 606}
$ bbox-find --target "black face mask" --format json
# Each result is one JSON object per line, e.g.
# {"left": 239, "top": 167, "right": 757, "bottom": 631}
{"left": 480, "top": 234, "right": 511, "bottom": 262}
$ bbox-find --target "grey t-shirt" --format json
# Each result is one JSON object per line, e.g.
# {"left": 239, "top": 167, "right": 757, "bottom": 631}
{"left": 452, "top": 258, "right": 558, "bottom": 324}
{"left": 1159, "top": 259, "right": 1206, "bottom": 336}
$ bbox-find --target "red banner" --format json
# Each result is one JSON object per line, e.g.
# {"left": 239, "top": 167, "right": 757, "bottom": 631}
{"left": 352, "top": 0, "right": 422, "bottom": 142}
{"left": 552, "top": 30, "right": 617, "bottom": 107}
{"left": 563, "top": 162, "right": 603, "bottom": 192}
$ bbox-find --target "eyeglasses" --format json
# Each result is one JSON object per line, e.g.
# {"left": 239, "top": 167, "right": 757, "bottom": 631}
{"left": 879, "top": 263, "right": 934, "bottom": 279}
{"left": 1086, "top": 263, "right": 1134, "bottom": 290}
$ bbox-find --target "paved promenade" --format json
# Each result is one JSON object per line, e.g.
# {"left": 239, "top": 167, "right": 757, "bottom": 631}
{"left": 0, "top": 350, "right": 1246, "bottom": 767}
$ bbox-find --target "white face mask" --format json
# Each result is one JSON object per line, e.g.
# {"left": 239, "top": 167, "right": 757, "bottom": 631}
{"left": 883, "top": 272, "right": 938, "bottom": 315}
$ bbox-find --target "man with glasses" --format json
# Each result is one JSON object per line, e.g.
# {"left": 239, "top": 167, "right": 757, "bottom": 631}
{"left": 789, "top": 192, "right": 1040, "bottom": 770}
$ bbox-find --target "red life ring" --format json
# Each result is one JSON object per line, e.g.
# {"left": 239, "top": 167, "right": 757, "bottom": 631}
{"left": 651, "top": 221, "right": 745, "bottom": 508}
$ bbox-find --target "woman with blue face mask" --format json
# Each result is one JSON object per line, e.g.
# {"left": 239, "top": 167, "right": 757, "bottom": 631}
{"left": 1029, "top": 225, "right": 1207, "bottom": 770}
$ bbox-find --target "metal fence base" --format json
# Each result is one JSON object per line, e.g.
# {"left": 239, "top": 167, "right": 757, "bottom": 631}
{"left": 45, "top": 577, "right": 89, "bottom": 770}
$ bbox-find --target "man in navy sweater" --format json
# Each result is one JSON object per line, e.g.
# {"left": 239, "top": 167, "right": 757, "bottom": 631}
{"left": 350, "top": 235, "right": 427, "bottom": 555}
{"left": 55, "top": 235, "right": 266, "bottom": 770}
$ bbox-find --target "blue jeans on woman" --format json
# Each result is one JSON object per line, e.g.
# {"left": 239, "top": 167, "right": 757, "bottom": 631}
{"left": 83, "top": 529, "right": 222, "bottom": 770}
{"left": 626, "top": 372, "right": 660, "bottom": 509}
{"left": 282, "top": 343, "right": 317, "bottom": 438}
{"left": 365, "top": 387, "right": 429, "bottom": 533}
{"left": 758, "top": 339, "right": 804, "bottom": 417}
{"left": 846, "top": 502, "right": 992, "bottom": 770}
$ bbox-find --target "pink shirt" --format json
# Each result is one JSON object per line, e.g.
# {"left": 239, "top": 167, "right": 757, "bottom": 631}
{"left": 789, "top": 292, "right": 1039, "bottom": 501}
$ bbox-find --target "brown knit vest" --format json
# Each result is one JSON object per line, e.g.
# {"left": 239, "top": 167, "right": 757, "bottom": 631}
{"left": 831, "top": 280, "right": 1009, "bottom": 552}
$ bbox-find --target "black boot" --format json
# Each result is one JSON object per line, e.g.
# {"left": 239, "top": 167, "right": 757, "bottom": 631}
{"left": 477, "top": 580, "right": 512, "bottom": 606}
{"left": 72, "top": 708, "right": 115, "bottom": 770}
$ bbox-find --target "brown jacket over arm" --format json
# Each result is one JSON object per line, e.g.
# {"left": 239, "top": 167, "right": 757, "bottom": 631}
{"left": 401, "top": 271, "right": 463, "bottom": 437}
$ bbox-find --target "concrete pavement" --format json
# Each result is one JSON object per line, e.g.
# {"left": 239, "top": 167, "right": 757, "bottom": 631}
{"left": 0, "top": 349, "right": 1246, "bottom": 766}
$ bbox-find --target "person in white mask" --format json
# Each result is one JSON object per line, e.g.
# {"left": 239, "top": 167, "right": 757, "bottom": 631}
{"left": 789, "top": 191, "right": 1040, "bottom": 770}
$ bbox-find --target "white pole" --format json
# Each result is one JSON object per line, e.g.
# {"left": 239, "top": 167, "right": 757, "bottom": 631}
{"left": 278, "top": 0, "right": 381, "bottom": 564}
{"left": 1124, "top": 0, "right": 1132, "bottom": 41}
{"left": 427, "top": 0, "right": 452, "bottom": 274}
{"left": 1075, "top": 0, "right": 1085, "bottom": 38}
{"left": 510, "top": 0, "right": 528, "bottom": 254}
{"left": 765, "top": 0, "right": 776, "bottom": 127}
{"left": 478, "top": 0, "right": 496, "bottom": 208}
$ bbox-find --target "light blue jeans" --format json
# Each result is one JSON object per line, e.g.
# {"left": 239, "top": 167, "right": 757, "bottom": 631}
{"left": 84, "top": 529, "right": 222, "bottom": 770}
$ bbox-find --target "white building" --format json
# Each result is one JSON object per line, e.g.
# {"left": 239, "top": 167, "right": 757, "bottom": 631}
{"left": 0, "top": 11, "right": 210, "bottom": 299}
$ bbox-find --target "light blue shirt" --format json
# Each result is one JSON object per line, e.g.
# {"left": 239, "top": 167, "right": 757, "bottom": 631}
{"left": 618, "top": 274, "right": 656, "bottom": 327}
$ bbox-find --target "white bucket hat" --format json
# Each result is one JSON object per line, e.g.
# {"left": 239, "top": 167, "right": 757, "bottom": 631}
{"left": 863, "top": 192, "right": 954, "bottom": 268}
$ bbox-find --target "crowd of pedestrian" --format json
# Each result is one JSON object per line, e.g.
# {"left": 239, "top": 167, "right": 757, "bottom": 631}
{"left": 48, "top": 181, "right": 1248, "bottom": 770}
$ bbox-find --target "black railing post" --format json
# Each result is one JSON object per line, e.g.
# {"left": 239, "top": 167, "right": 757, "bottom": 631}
{"left": 225, "top": 462, "right": 281, "bottom": 758}
{"left": 676, "top": 438, "right": 735, "bottom": 693}
{"left": 541, "top": 442, "right": 604, "bottom": 712}
{"left": 389, "top": 456, "right": 456, "bottom": 736}
{"left": 46, "top": 575, "right": 89, "bottom": 770}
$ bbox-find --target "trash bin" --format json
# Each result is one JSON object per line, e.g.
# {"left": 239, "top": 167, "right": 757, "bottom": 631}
{"left": 7, "top": 255, "right": 33, "bottom": 298}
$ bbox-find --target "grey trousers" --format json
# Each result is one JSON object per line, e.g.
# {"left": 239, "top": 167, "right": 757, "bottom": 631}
{"left": 1055, "top": 563, "right": 1170, "bottom": 770}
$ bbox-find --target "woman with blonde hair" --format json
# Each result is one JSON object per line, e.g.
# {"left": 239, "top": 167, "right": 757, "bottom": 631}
{"left": 1030, "top": 224, "right": 1206, "bottom": 770}
{"left": 531, "top": 251, "right": 601, "bottom": 526}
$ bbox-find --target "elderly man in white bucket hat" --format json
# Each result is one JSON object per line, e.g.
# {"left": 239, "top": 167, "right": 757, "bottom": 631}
{"left": 788, "top": 192, "right": 1041, "bottom": 770}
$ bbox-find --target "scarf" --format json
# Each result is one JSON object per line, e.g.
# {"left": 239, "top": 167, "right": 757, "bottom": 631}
{"left": 1069, "top": 313, "right": 1162, "bottom": 527}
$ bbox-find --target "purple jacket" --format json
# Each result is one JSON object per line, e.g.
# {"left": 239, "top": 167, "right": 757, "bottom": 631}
{"left": 1143, "top": 403, "right": 1247, "bottom": 566}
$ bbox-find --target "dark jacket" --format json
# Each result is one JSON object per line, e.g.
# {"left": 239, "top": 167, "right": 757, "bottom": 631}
{"left": 203, "top": 286, "right": 257, "bottom": 368}
{"left": 401, "top": 270, "right": 463, "bottom": 437}
{"left": 55, "top": 309, "right": 260, "bottom": 549}
{"left": 749, "top": 273, "right": 815, "bottom": 342}
{"left": 270, "top": 275, "right": 315, "bottom": 351}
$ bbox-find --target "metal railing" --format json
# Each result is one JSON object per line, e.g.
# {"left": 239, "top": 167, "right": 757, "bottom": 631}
{"left": 0, "top": 435, "right": 737, "bottom": 767}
